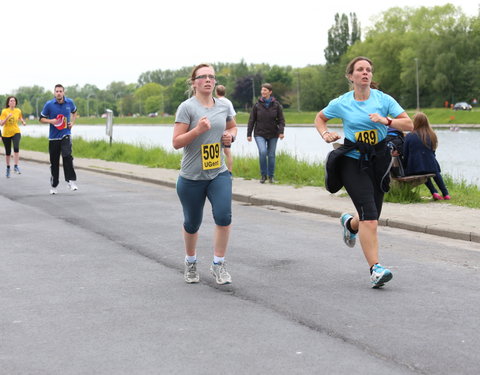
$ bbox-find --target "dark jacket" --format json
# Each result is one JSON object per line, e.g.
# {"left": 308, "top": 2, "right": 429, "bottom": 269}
{"left": 247, "top": 97, "right": 285, "bottom": 139}
{"left": 403, "top": 132, "right": 441, "bottom": 175}
{"left": 325, "top": 139, "right": 393, "bottom": 194}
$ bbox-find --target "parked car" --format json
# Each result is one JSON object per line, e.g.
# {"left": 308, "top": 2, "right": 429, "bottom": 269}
{"left": 148, "top": 112, "right": 158, "bottom": 117}
{"left": 453, "top": 102, "right": 472, "bottom": 111}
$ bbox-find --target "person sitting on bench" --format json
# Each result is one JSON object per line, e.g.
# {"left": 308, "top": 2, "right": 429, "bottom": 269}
{"left": 403, "top": 112, "right": 451, "bottom": 200}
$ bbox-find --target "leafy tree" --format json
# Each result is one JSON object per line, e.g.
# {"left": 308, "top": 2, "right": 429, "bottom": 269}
{"left": 324, "top": 13, "right": 361, "bottom": 65}
{"left": 138, "top": 66, "right": 192, "bottom": 86}
{"left": 145, "top": 95, "right": 164, "bottom": 114}
{"left": 164, "top": 77, "right": 189, "bottom": 115}
{"left": 134, "top": 82, "right": 164, "bottom": 101}
{"left": 22, "top": 100, "right": 34, "bottom": 116}
{"left": 232, "top": 74, "right": 263, "bottom": 110}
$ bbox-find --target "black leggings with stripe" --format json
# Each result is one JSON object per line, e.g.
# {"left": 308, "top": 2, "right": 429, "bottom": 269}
{"left": 339, "top": 155, "right": 384, "bottom": 221}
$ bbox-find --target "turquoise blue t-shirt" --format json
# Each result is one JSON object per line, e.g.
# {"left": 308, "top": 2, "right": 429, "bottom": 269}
{"left": 323, "top": 89, "right": 404, "bottom": 159}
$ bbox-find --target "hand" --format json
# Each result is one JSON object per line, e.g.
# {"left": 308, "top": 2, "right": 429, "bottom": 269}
{"left": 323, "top": 131, "right": 341, "bottom": 143}
{"left": 278, "top": 134, "right": 285, "bottom": 140}
{"left": 369, "top": 113, "right": 387, "bottom": 125}
{"left": 247, "top": 136, "right": 252, "bottom": 142}
{"left": 196, "top": 116, "right": 211, "bottom": 135}
{"left": 67, "top": 122, "right": 73, "bottom": 129}
{"left": 222, "top": 131, "right": 232, "bottom": 146}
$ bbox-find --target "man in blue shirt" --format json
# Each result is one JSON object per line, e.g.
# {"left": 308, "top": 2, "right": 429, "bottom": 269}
{"left": 40, "top": 84, "right": 78, "bottom": 194}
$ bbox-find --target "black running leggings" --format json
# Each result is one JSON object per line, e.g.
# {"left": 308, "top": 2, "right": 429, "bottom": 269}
{"left": 2, "top": 133, "right": 21, "bottom": 155}
{"left": 339, "top": 156, "right": 384, "bottom": 221}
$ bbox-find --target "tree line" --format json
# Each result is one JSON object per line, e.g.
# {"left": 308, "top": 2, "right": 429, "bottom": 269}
{"left": 3, "top": 4, "right": 478, "bottom": 118}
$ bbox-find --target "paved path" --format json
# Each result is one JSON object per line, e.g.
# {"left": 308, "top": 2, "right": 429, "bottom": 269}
{"left": 2, "top": 159, "right": 480, "bottom": 375}
{"left": 18, "top": 150, "right": 480, "bottom": 243}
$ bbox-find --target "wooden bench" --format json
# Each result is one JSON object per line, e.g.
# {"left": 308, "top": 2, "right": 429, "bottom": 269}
{"left": 391, "top": 174, "right": 436, "bottom": 188}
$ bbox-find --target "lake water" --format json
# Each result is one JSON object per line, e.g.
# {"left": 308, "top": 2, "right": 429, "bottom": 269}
{"left": 22, "top": 124, "right": 480, "bottom": 187}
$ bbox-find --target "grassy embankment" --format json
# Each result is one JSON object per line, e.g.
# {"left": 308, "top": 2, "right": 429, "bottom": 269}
{"left": 75, "top": 108, "right": 480, "bottom": 126}
{"left": 23, "top": 108, "right": 480, "bottom": 208}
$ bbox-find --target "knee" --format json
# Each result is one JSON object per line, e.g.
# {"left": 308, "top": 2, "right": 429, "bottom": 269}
{"left": 183, "top": 222, "right": 200, "bottom": 234}
{"left": 359, "top": 220, "right": 378, "bottom": 231}
{"left": 213, "top": 211, "right": 232, "bottom": 227}
{"left": 257, "top": 149, "right": 267, "bottom": 157}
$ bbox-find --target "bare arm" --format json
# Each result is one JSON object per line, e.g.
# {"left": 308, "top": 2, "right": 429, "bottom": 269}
{"left": 315, "top": 110, "right": 341, "bottom": 143}
{"left": 0, "top": 113, "right": 13, "bottom": 126}
{"left": 68, "top": 111, "right": 77, "bottom": 129}
{"left": 369, "top": 111, "right": 413, "bottom": 132}
{"left": 172, "top": 116, "right": 211, "bottom": 150}
{"left": 40, "top": 117, "right": 55, "bottom": 125}
{"left": 222, "top": 118, "right": 238, "bottom": 146}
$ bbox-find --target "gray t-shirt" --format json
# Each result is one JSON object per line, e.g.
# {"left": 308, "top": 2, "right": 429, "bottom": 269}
{"left": 216, "top": 97, "right": 236, "bottom": 117}
{"left": 175, "top": 96, "right": 234, "bottom": 180}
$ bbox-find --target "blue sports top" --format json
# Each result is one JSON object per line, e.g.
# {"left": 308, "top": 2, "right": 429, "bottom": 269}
{"left": 322, "top": 89, "right": 404, "bottom": 159}
{"left": 40, "top": 97, "right": 77, "bottom": 140}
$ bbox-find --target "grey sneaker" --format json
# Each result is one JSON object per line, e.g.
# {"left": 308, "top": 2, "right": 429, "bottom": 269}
{"left": 184, "top": 261, "right": 199, "bottom": 283}
{"left": 50, "top": 187, "right": 58, "bottom": 195}
{"left": 210, "top": 262, "right": 232, "bottom": 285}
{"left": 340, "top": 213, "right": 357, "bottom": 248}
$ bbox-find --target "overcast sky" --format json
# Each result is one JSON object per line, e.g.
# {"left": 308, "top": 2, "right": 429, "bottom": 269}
{"left": 4, "top": 0, "right": 478, "bottom": 93}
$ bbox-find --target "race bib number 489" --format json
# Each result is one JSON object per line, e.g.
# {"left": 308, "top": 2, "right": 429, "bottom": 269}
{"left": 355, "top": 129, "right": 378, "bottom": 145}
{"left": 201, "top": 142, "right": 221, "bottom": 170}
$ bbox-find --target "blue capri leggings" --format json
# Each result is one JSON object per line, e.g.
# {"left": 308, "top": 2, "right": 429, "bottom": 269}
{"left": 176, "top": 170, "right": 232, "bottom": 234}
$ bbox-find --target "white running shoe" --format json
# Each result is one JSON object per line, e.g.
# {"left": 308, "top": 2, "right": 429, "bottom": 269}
{"left": 50, "top": 187, "right": 58, "bottom": 195}
{"left": 68, "top": 181, "right": 78, "bottom": 191}
{"left": 210, "top": 262, "right": 232, "bottom": 285}
{"left": 184, "top": 261, "right": 200, "bottom": 283}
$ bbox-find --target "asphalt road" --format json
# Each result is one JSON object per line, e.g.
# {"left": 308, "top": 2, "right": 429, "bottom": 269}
{"left": 1, "top": 161, "right": 479, "bottom": 375}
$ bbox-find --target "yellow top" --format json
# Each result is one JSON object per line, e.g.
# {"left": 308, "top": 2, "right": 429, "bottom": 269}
{"left": 0, "top": 108, "right": 23, "bottom": 137}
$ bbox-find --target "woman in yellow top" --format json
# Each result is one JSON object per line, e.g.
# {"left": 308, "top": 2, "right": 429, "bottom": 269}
{"left": 0, "top": 96, "right": 26, "bottom": 177}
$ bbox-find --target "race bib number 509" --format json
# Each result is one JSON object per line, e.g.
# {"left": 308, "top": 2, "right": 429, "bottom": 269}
{"left": 201, "top": 142, "right": 221, "bottom": 170}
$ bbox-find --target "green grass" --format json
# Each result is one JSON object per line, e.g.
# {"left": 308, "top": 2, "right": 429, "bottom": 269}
{"left": 75, "top": 108, "right": 480, "bottom": 126}
{"left": 21, "top": 135, "right": 480, "bottom": 209}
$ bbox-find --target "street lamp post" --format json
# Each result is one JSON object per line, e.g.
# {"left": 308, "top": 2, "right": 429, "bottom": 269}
{"left": 414, "top": 58, "right": 420, "bottom": 111}
{"left": 35, "top": 97, "right": 40, "bottom": 119}
{"left": 86, "top": 93, "right": 96, "bottom": 117}
{"left": 251, "top": 77, "right": 255, "bottom": 106}
{"left": 296, "top": 71, "right": 301, "bottom": 112}
{"left": 114, "top": 92, "right": 123, "bottom": 116}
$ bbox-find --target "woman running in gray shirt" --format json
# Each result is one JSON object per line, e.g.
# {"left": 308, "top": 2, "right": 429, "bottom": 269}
{"left": 173, "top": 63, "right": 237, "bottom": 285}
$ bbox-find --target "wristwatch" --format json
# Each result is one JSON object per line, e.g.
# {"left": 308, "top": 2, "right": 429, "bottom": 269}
{"left": 231, "top": 135, "right": 235, "bottom": 143}
{"left": 386, "top": 117, "right": 393, "bottom": 126}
